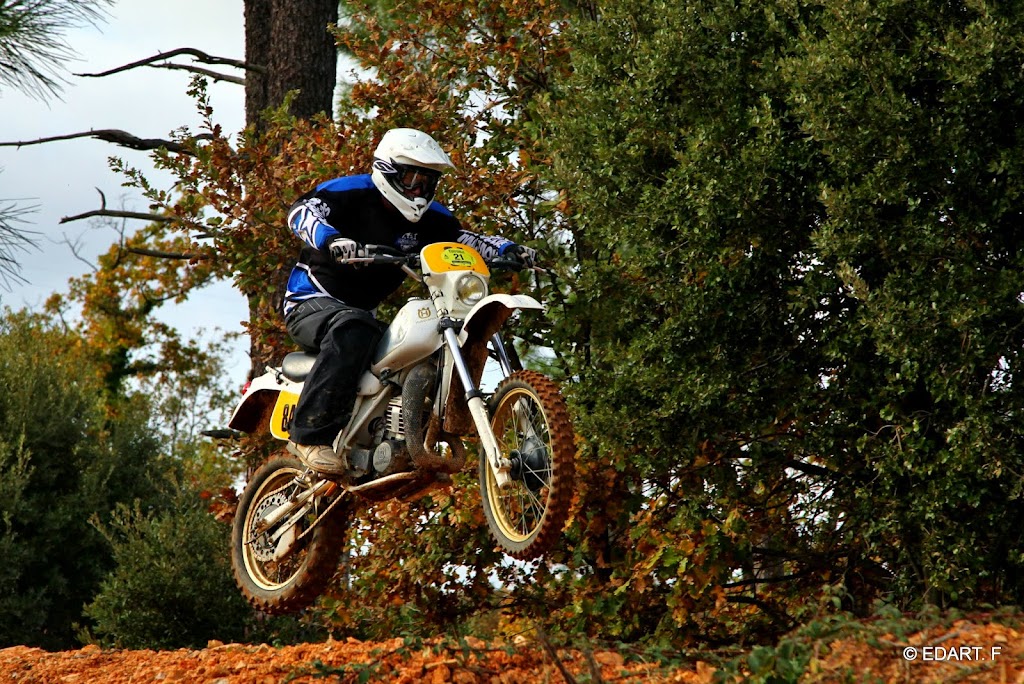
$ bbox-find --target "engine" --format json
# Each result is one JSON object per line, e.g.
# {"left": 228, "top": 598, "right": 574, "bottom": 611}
{"left": 357, "top": 398, "right": 411, "bottom": 477}
{"left": 384, "top": 397, "right": 406, "bottom": 438}
{"left": 353, "top": 363, "right": 435, "bottom": 480}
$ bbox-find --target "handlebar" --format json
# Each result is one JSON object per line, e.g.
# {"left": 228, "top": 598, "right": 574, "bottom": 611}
{"left": 338, "top": 249, "right": 545, "bottom": 274}
{"left": 346, "top": 254, "right": 414, "bottom": 266}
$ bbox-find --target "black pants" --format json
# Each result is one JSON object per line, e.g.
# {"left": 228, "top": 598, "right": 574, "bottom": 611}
{"left": 284, "top": 298, "right": 384, "bottom": 446}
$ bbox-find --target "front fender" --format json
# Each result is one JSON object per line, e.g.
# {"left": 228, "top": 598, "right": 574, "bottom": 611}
{"left": 458, "top": 293, "right": 544, "bottom": 346}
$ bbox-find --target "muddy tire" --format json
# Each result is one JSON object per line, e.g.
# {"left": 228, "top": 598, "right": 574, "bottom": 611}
{"left": 231, "top": 455, "right": 349, "bottom": 614}
{"left": 479, "top": 370, "right": 575, "bottom": 559}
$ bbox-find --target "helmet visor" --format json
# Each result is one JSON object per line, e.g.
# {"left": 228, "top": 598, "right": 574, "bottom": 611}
{"left": 391, "top": 162, "right": 441, "bottom": 201}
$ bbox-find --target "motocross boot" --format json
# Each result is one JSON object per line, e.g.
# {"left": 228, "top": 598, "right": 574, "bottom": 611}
{"left": 293, "top": 443, "right": 348, "bottom": 476}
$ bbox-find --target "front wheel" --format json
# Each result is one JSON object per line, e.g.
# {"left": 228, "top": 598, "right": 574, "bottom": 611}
{"left": 480, "top": 370, "right": 575, "bottom": 559}
{"left": 231, "top": 455, "right": 349, "bottom": 614}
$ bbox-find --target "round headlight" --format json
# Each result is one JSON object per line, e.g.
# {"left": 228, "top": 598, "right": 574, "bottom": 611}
{"left": 456, "top": 273, "right": 488, "bottom": 305}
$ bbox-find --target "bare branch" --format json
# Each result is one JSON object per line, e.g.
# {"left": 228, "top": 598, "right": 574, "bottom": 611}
{"left": 74, "top": 47, "right": 264, "bottom": 78}
{"left": 726, "top": 595, "right": 795, "bottom": 631}
{"left": 0, "top": 129, "right": 212, "bottom": 154}
{"left": 58, "top": 188, "right": 174, "bottom": 225}
{"left": 61, "top": 208, "right": 173, "bottom": 225}
{"left": 784, "top": 458, "right": 838, "bottom": 480}
{"left": 57, "top": 195, "right": 211, "bottom": 283}
{"left": 150, "top": 63, "right": 245, "bottom": 86}
{"left": 533, "top": 623, "right": 578, "bottom": 684}
{"left": 61, "top": 231, "right": 99, "bottom": 273}
{"left": 721, "top": 572, "right": 811, "bottom": 589}
{"left": 124, "top": 247, "right": 209, "bottom": 261}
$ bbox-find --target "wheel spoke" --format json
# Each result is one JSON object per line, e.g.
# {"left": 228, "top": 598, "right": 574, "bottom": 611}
{"left": 233, "top": 455, "right": 351, "bottom": 614}
{"left": 243, "top": 469, "right": 323, "bottom": 590}
{"left": 479, "top": 371, "right": 575, "bottom": 560}
{"left": 486, "top": 386, "right": 556, "bottom": 542}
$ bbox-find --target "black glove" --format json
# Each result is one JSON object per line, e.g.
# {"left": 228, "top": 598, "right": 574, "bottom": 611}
{"left": 504, "top": 244, "right": 538, "bottom": 269}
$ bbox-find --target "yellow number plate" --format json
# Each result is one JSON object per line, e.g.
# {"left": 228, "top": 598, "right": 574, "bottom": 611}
{"left": 421, "top": 242, "right": 489, "bottom": 276}
{"left": 270, "top": 391, "right": 301, "bottom": 440}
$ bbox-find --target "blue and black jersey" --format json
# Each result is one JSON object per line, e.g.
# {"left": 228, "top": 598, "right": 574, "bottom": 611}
{"left": 283, "top": 174, "right": 514, "bottom": 316}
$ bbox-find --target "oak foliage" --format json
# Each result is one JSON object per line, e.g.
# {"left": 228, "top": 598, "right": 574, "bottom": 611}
{"left": 542, "top": 0, "right": 1024, "bottom": 641}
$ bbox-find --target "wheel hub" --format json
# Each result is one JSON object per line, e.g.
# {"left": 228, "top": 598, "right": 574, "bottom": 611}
{"left": 509, "top": 436, "right": 549, "bottom": 491}
{"left": 249, "top": 492, "right": 290, "bottom": 562}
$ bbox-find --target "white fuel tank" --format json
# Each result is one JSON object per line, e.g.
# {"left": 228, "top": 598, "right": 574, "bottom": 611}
{"left": 371, "top": 298, "right": 442, "bottom": 374}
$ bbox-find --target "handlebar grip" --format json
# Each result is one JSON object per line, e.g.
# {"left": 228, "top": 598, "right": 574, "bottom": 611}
{"left": 370, "top": 254, "right": 407, "bottom": 264}
{"left": 363, "top": 244, "right": 405, "bottom": 258}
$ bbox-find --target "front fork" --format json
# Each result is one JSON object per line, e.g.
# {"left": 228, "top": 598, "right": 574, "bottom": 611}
{"left": 489, "top": 332, "right": 541, "bottom": 447}
{"left": 490, "top": 331, "right": 516, "bottom": 376}
{"left": 443, "top": 328, "right": 513, "bottom": 490}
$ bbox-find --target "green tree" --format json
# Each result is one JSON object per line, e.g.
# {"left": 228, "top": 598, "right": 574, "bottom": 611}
{"left": 84, "top": 490, "right": 256, "bottom": 650}
{"left": 0, "top": 310, "right": 167, "bottom": 649}
{"left": 0, "top": 0, "right": 342, "bottom": 648}
{"left": 91, "top": 0, "right": 1024, "bottom": 646}
{"left": 541, "top": 0, "right": 1024, "bottom": 641}
{"left": 782, "top": 0, "right": 1024, "bottom": 609}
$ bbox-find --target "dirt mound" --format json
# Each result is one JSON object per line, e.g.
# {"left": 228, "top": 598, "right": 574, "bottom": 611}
{"left": 0, "top": 637, "right": 714, "bottom": 683}
{"left": 1, "top": 616, "right": 1021, "bottom": 683}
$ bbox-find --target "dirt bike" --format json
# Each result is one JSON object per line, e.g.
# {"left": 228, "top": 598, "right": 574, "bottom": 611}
{"left": 224, "top": 242, "right": 576, "bottom": 614}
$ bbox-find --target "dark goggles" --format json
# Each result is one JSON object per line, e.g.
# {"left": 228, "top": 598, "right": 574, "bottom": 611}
{"left": 391, "top": 163, "right": 441, "bottom": 199}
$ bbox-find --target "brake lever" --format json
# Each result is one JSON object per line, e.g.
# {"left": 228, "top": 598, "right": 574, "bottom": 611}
{"left": 488, "top": 257, "right": 527, "bottom": 271}
{"left": 339, "top": 254, "right": 422, "bottom": 281}
{"left": 488, "top": 258, "right": 547, "bottom": 275}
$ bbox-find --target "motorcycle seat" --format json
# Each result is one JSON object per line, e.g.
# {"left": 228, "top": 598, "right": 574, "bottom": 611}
{"left": 282, "top": 352, "right": 317, "bottom": 382}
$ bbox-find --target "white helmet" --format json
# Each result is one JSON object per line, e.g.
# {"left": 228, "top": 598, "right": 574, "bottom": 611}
{"left": 371, "top": 128, "right": 455, "bottom": 222}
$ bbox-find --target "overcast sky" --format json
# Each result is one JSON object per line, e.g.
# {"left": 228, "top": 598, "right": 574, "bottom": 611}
{"left": 0, "top": 0, "right": 251, "bottom": 379}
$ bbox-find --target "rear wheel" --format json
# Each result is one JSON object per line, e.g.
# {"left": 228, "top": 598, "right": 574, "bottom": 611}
{"left": 231, "top": 454, "right": 349, "bottom": 614}
{"left": 479, "top": 370, "right": 575, "bottom": 559}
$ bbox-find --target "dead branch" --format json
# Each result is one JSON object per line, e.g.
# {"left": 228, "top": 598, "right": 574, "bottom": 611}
{"left": 0, "top": 129, "right": 212, "bottom": 155}
{"left": 125, "top": 246, "right": 209, "bottom": 261}
{"left": 62, "top": 231, "right": 99, "bottom": 274}
{"left": 150, "top": 63, "right": 245, "bottom": 85}
{"left": 74, "top": 47, "right": 263, "bottom": 79}
{"left": 61, "top": 208, "right": 173, "bottom": 224}
{"left": 59, "top": 190, "right": 213, "bottom": 262}
{"left": 582, "top": 646, "right": 607, "bottom": 684}
{"left": 726, "top": 595, "right": 796, "bottom": 632}
{"left": 59, "top": 188, "right": 173, "bottom": 225}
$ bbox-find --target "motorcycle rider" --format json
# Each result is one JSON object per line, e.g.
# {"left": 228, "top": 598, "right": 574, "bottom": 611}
{"left": 283, "top": 127, "right": 536, "bottom": 476}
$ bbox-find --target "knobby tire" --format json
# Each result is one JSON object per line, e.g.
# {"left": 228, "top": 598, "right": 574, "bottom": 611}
{"left": 231, "top": 455, "right": 349, "bottom": 614}
{"left": 480, "top": 370, "right": 575, "bottom": 559}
